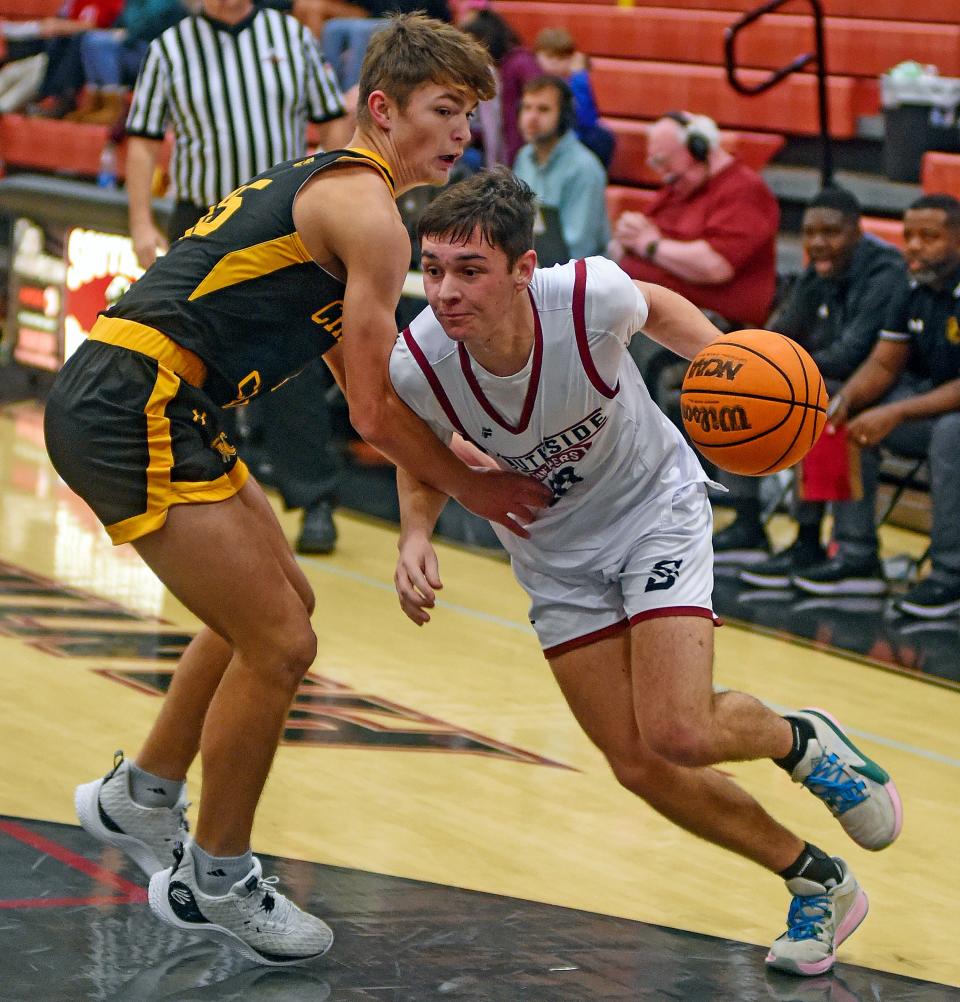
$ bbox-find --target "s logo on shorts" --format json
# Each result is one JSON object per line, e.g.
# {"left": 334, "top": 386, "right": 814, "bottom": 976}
{"left": 644, "top": 558, "right": 683, "bottom": 592}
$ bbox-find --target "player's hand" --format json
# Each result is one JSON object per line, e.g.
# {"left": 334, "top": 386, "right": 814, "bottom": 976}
{"left": 846, "top": 404, "right": 901, "bottom": 448}
{"left": 395, "top": 532, "right": 442, "bottom": 625}
{"left": 132, "top": 222, "right": 168, "bottom": 271}
{"left": 453, "top": 468, "right": 551, "bottom": 539}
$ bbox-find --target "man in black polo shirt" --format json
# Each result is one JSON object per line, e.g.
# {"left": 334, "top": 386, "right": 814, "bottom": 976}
{"left": 793, "top": 194, "right": 960, "bottom": 618}
{"left": 712, "top": 187, "right": 905, "bottom": 580}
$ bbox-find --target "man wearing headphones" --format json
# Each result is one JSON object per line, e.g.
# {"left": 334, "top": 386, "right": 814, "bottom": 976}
{"left": 610, "top": 110, "right": 779, "bottom": 330}
{"left": 513, "top": 74, "right": 610, "bottom": 259}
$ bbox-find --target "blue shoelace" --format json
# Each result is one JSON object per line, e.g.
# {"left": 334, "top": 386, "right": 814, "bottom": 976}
{"left": 802, "top": 753, "right": 867, "bottom": 815}
{"left": 786, "top": 893, "right": 832, "bottom": 942}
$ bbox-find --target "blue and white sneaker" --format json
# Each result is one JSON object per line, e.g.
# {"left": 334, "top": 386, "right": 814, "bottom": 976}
{"left": 789, "top": 709, "right": 902, "bottom": 851}
{"left": 766, "top": 857, "right": 868, "bottom": 976}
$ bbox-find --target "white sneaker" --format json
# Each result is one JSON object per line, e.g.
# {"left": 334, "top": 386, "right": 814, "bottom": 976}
{"left": 789, "top": 709, "right": 903, "bottom": 851}
{"left": 766, "top": 858, "right": 868, "bottom": 976}
{"left": 148, "top": 841, "right": 334, "bottom": 966}
{"left": 75, "top": 751, "right": 189, "bottom": 877}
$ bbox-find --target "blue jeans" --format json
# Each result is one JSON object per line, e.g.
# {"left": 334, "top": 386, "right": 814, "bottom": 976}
{"left": 321, "top": 18, "right": 387, "bottom": 90}
{"left": 80, "top": 31, "right": 148, "bottom": 87}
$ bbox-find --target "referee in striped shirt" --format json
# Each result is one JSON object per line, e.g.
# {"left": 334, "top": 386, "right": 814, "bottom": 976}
{"left": 125, "top": 0, "right": 345, "bottom": 269}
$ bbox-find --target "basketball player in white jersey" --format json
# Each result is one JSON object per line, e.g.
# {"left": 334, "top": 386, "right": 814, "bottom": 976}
{"left": 388, "top": 169, "right": 902, "bottom": 977}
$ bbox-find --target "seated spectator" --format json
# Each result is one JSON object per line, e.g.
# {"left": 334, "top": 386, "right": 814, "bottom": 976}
{"left": 0, "top": 3, "right": 116, "bottom": 113}
{"left": 33, "top": 0, "right": 182, "bottom": 122}
{"left": 462, "top": 8, "right": 539, "bottom": 167}
{"left": 713, "top": 187, "right": 906, "bottom": 574}
{"left": 512, "top": 75, "right": 609, "bottom": 260}
{"left": 65, "top": 0, "right": 185, "bottom": 124}
{"left": 320, "top": 0, "right": 449, "bottom": 92}
{"left": 793, "top": 194, "right": 960, "bottom": 619}
{"left": 532, "top": 26, "right": 613, "bottom": 169}
{"left": 609, "top": 111, "right": 779, "bottom": 329}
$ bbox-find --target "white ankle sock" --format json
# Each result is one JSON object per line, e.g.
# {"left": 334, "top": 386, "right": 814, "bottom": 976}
{"left": 127, "top": 762, "right": 184, "bottom": 809}
{"left": 191, "top": 842, "right": 254, "bottom": 896}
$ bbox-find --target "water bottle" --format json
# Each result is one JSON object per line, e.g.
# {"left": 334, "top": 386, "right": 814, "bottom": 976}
{"left": 96, "top": 141, "right": 118, "bottom": 189}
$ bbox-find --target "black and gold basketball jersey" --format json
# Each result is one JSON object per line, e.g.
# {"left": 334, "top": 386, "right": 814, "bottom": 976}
{"left": 105, "top": 148, "right": 396, "bottom": 408}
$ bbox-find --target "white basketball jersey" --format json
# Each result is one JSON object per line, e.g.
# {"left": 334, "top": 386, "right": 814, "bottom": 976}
{"left": 389, "top": 256, "right": 710, "bottom": 572}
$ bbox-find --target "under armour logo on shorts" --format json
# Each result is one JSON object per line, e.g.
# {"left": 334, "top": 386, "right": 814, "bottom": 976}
{"left": 644, "top": 558, "right": 683, "bottom": 592}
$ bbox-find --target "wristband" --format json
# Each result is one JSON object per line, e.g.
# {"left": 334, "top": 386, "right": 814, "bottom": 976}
{"left": 644, "top": 238, "right": 660, "bottom": 261}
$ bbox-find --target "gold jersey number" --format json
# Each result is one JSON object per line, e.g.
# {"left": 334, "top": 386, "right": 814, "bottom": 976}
{"left": 185, "top": 179, "right": 273, "bottom": 239}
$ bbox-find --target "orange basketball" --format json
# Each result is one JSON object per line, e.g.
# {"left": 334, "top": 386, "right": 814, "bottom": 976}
{"left": 680, "top": 330, "right": 828, "bottom": 475}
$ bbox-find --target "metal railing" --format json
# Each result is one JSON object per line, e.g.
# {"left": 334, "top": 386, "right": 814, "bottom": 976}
{"left": 724, "top": 0, "right": 833, "bottom": 187}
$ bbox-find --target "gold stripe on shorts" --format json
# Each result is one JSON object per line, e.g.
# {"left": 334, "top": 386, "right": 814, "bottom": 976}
{"left": 88, "top": 315, "right": 208, "bottom": 388}
{"left": 99, "top": 332, "right": 249, "bottom": 545}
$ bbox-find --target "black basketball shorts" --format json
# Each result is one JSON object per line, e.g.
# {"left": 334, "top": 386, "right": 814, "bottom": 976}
{"left": 44, "top": 317, "right": 248, "bottom": 545}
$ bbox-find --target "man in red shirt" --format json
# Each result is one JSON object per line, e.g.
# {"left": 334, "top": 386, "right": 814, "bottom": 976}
{"left": 609, "top": 111, "right": 779, "bottom": 329}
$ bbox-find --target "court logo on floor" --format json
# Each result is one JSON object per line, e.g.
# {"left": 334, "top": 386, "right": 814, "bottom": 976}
{"left": 0, "top": 560, "right": 571, "bottom": 770}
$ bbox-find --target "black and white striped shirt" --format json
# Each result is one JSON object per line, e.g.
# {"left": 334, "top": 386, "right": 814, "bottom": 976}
{"left": 126, "top": 8, "right": 344, "bottom": 208}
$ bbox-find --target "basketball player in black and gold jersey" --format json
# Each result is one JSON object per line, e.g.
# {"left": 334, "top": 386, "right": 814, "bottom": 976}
{"left": 44, "top": 14, "right": 551, "bottom": 966}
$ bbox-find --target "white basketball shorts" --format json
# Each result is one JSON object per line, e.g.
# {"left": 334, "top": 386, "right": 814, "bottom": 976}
{"left": 512, "top": 482, "right": 719, "bottom": 659}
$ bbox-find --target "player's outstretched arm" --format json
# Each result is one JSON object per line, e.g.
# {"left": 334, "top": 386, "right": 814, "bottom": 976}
{"left": 394, "top": 433, "right": 501, "bottom": 624}
{"left": 395, "top": 467, "right": 447, "bottom": 626}
{"left": 636, "top": 281, "right": 725, "bottom": 359}
{"left": 296, "top": 171, "right": 551, "bottom": 537}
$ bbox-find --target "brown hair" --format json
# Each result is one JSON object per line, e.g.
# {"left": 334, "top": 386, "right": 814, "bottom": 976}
{"left": 533, "top": 27, "right": 575, "bottom": 57}
{"left": 357, "top": 13, "right": 495, "bottom": 127}
{"left": 418, "top": 167, "right": 536, "bottom": 268}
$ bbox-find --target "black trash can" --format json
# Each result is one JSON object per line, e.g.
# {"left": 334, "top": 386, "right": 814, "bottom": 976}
{"left": 882, "top": 74, "right": 960, "bottom": 183}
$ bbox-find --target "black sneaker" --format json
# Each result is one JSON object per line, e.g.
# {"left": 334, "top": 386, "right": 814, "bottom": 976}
{"left": 712, "top": 518, "right": 769, "bottom": 566}
{"left": 740, "top": 539, "right": 826, "bottom": 588}
{"left": 791, "top": 553, "right": 886, "bottom": 596}
{"left": 296, "top": 500, "right": 337, "bottom": 555}
{"left": 895, "top": 577, "right": 960, "bottom": 619}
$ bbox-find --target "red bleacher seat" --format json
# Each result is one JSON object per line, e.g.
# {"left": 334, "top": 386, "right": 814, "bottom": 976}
{"left": 603, "top": 117, "right": 784, "bottom": 186}
{"left": 921, "top": 151, "right": 960, "bottom": 196}
{"left": 590, "top": 59, "right": 875, "bottom": 138}
{"left": 495, "top": 3, "right": 960, "bottom": 79}
{"left": 605, "top": 184, "right": 657, "bottom": 221}
{"left": 0, "top": 114, "right": 172, "bottom": 181}
{"left": 558, "top": 0, "right": 960, "bottom": 24}
{"left": 0, "top": 0, "right": 60, "bottom": 16}
{"left": 861, "top": 215, "right": 904, "bottom": 250}
{"left": 0, "top": 116, "right": 115, "bottom": 178}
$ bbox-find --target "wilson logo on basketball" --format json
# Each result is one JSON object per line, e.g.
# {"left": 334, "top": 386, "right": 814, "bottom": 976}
{"left": 680, "top": 330, "right": 827, "bottom": 475}
{"left": 681, "top": 402, "right": 753, "bottom": 434}
{"left": 685, "top": 356, "right": 745, "bottom": 381}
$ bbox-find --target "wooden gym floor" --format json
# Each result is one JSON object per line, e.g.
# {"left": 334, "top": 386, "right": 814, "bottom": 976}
{"left": 1, "top": 400, "right": 958, "bottom": 1001}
